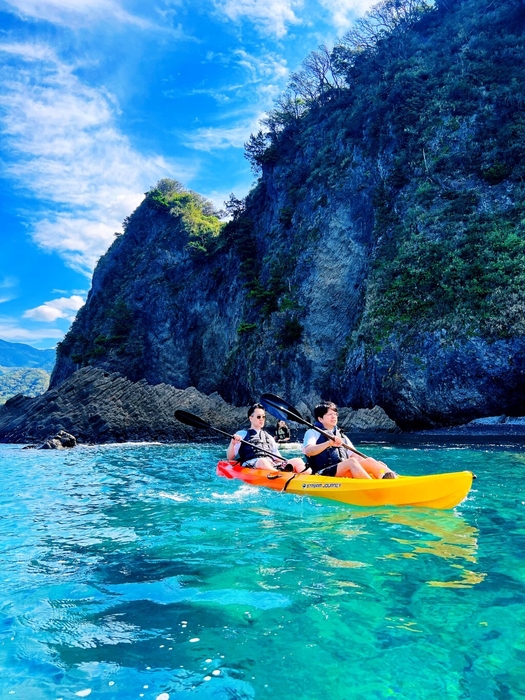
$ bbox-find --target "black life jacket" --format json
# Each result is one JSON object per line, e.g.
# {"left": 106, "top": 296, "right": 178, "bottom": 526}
{"left": 306, "top": 422, "right": 349, "bottom": 474}
{"left": 275, "top": 425, "right": 290, "bottom": 441}
{"left": 237, "top": 429, "right": 275, "bottom": 465}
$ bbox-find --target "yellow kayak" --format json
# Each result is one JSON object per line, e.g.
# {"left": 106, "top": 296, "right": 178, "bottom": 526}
{"left": 216, "top": 461, "right": 473, "bottom": 509}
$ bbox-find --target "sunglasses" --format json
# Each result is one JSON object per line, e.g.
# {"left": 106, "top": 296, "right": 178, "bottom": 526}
{"left": 254, "top": 414, "right": 266, "bottom": 419}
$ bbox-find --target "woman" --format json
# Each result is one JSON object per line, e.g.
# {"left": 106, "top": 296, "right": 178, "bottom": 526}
{"left": 275, "top": 420, "right": 291, "bottom": 443}
{"left": 227, "top": 403, "right": 305, "bottom": 473}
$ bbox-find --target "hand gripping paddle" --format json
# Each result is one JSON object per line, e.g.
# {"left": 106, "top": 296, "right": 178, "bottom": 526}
{"left": 174, "top": 409, "right": 287, "bottom": 464}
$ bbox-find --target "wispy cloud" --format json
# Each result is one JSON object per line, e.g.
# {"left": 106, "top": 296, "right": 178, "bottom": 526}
{"left": 0, "top": 276, "right": 19, "bottom": 304}
{"left": 182, "top": 119, "right": 261, "bottom": 152}
{"left": 0, "top": 42, "right": 193, "bottom": 276}
{"left": 213, "top": 0, "right": 303, "bottom": 38}
{"left": 316, "top": 0, "right": 377, "bottom": 31}
{"left": 179, "top": 49, "right": 288, "bottom": 152}
{"left": 0, "top": 316, "right": 64, "bottom": 343}
{"left": 23, "top": 295, "right": 85, "bottom": 322}
{"left": 1, "top": 0, "right": 153, "bottom": 29}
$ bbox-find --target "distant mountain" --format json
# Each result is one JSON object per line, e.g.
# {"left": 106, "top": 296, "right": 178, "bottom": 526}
{"left": 0, "top": 339, "right": 55, "bottom": 371}
{"left": 0, "top": 367, "right": 50, "bottom": 405}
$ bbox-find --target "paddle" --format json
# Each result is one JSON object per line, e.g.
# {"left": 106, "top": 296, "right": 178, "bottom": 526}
{"left": 174, "top": 409, "right": 288, "bottom": 464}
{"left": 260, "top": 393, "right": 370, "bottom": 460}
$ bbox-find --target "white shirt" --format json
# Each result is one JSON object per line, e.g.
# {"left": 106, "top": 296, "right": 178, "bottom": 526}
{"left": 302, "top": 428, "right": 355, "bottom": 455}
{"left": 233, "top": 429, "right": 280, "bottom": 457}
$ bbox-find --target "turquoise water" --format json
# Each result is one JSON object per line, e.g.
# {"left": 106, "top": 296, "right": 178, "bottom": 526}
{"left": 0, "top": 441, "right": 524, "bottom": 700}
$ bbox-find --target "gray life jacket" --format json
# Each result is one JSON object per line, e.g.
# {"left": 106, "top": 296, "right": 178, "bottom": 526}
{"left": 237, "top": 429, "right": 275, "bottom": 465}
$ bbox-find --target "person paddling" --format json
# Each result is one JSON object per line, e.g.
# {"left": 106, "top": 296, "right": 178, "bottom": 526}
{"left": 227, "top": 403, "right": 306, "bottom": 473}
{"left": 302, "top": 401, "right": 397, "bottom": 479}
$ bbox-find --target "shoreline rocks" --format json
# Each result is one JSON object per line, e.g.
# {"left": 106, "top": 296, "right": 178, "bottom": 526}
{"left": 0, "top": 367, "right": 401, "bottom": 445}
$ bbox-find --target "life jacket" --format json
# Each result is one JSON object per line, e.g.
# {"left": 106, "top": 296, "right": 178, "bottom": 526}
{"left": 275, "top": 425, "right": 290, "bottom": 441}
{"left": 306, "top": 422, "right": 349, "bottom": 474}
{"left": 237, "top": 429, "right": 276, "bottom": 465}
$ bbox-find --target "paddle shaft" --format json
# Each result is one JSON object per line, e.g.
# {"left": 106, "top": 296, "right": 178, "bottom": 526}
{"left": 175, "top": 411, "right": 287, "bottom": 464}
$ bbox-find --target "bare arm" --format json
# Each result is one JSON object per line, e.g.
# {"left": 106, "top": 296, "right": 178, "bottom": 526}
{"left": 226, "top": 434, "right": 241, "bottom": 461}
{"left": 303, "top": 435, "right": 344, "bottom": 457}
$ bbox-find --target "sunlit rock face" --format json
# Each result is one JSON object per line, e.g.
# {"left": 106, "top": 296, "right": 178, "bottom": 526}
{"left": 50, "top": 1, "right": 525, "bottom": 429}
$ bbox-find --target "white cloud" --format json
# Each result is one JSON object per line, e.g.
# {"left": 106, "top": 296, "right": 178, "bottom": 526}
{"left": 0, "top": 276, "right": 19, "bottom": 304}
{"left": 214, "top": 0, "right": 303, "bottom": 38}
{"left": 0, "top": 276, "right": 18, "bottom": 289}
{"left": 1, "top": 0, "right": 152, "bottom": 29}
{"left": 317, "top": 0, "right": 377, "bottom": 31}
{"left": 182, "top": 118, "right": 262, "bottom": 152}
{"left": 179, "top": 49, "right": 288, "bottom": 153}
{"left": 0, "top": 317, "right": 64, "bottom": 343}
{"left": 0, "top": 42, "right": 193, "bottom": 275}
{"left": 24, "top": 295, "right": 85, "bottom": 322}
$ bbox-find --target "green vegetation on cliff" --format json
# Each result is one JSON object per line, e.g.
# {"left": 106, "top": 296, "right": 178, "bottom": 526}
{"left": 244, "top": 0, "right": 525, "bottom": 347}
{"left": 146, "top": 179, "right": 224, "bottom": 258}
{"left": 0, "top": 367, "right": 49, "bottom": 404}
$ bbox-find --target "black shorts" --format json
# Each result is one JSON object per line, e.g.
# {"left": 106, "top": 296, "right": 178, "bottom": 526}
{"left": 316, "top": 464, "right": 338, "bottom": 477}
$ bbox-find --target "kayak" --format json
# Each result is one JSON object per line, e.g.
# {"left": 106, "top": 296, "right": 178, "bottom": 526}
{"left": 216, "top": 461, "right": 474, "bottom": 509}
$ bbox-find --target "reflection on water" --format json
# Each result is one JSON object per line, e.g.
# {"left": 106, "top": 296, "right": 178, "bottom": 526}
{"left": 365, "top": 507, "right": 481, "bottom": 588}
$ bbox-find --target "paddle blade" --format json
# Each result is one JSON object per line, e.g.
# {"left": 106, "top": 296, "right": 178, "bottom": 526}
{"left": 260, "top": 393, "right": 307, "bottom": 425}
{"left": 174, "top": 409, "right": 212, "bottom": 431}
{"left": 260, "top": 398, "right": 288, "bottom": 421}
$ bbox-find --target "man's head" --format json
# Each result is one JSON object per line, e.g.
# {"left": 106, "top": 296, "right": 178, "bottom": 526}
{"left": 313, "top": 401, "right": 338, "bottom": 429}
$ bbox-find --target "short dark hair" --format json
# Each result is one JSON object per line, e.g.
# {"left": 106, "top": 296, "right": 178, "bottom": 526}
{"left": 313, "top": 401, "right": 338, "bottom": 420}
{"left": 248, "top": 402, "right": 265, "bottom": 418}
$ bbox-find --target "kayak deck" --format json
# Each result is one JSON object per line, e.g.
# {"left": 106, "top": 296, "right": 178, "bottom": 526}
{"left": 216, "top": 461, "right": 473, "bottom": 509}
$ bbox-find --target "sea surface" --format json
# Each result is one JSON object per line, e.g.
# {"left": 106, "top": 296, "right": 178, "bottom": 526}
{"left": 0, "top": 440, "right": 524, "bottom": 700}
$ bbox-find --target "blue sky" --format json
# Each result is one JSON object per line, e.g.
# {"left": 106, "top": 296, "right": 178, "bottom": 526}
{"left": 0, "top": 0, "right": 375, "bottom": 349}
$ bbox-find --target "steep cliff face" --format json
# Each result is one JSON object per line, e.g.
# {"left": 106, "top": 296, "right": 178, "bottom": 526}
{"left": 52, "top": 0, "right": 525, "bottom": 428}
{"left": 52, "top": 194, "right": 246, "bottom": 395}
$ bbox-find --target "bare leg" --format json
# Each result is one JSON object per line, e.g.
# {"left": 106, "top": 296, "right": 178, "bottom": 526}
{"left": 253, "top": 458, "right": 280, "bottom": 472}
{"left": 287, "top": 458, "right": 308, "bottom": 473}
{"left": 357, "top": 457, "right": 397, "bottom": 479}
{"left": 335, "top": 458, "right": 373, "bottom": 479}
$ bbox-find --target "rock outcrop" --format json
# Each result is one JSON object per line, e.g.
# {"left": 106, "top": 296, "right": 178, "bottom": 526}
{"left": 32, "top": 1, "right": 525, "bottom": 430}
{"left": 0, "top": 367, "right": 248, "bottom": 444}
{"left": 39, "top": 430, "right": 77, "bottom": 449}
{"left": 0, "top": 367, "right": 400, "bottom": 444}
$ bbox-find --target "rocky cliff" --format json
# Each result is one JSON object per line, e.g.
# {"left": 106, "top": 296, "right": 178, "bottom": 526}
{"left": 0, "top": 367, "right": 398, "bottom": 443}
{"left": 41, "top": 0, "right": 525, "bottom": 430}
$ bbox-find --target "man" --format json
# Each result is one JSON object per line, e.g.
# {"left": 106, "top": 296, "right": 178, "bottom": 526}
{"left": 302, "top": 401, "right": 397, "bottom": 479}
{"left": 227, "top": 403, "right": 305, "bottom": 473}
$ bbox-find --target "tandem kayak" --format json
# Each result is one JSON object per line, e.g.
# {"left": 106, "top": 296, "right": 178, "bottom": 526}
{"left": 216, "top": 461, "right": 474, "bottom": 509}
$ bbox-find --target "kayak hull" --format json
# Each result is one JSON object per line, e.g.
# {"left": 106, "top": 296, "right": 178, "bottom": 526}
{"left": 216, "top": 461, "right": 473, "bottom": 509}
